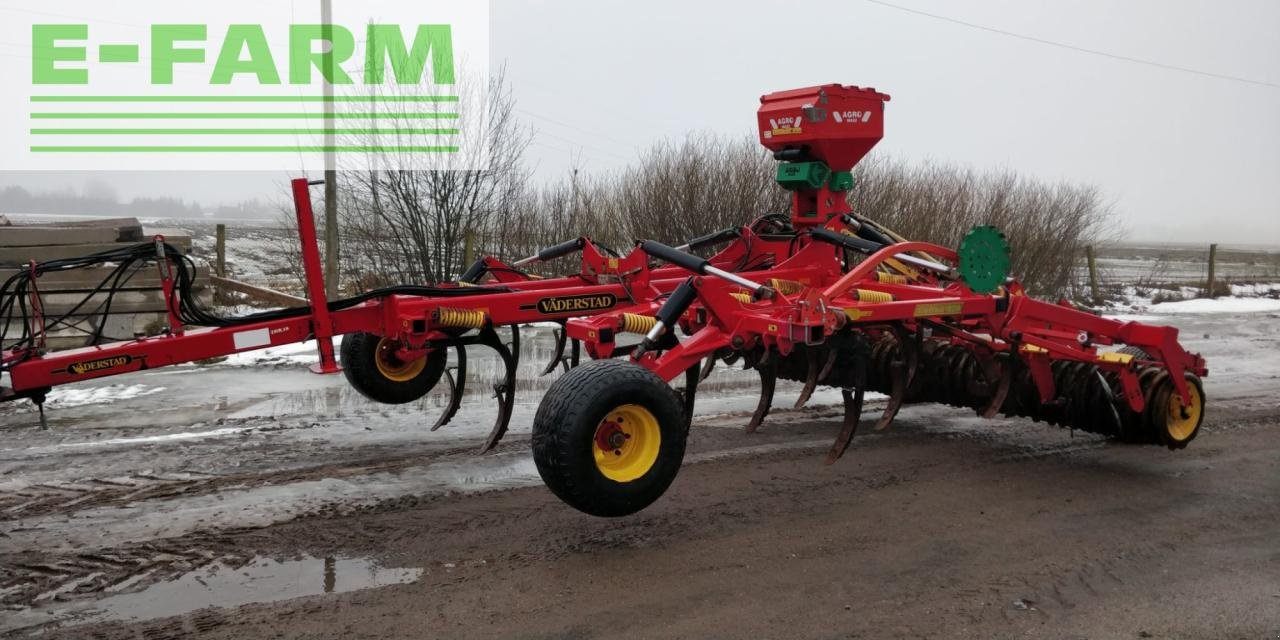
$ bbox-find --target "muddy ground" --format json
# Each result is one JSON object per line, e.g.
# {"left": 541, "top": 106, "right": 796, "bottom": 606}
{"left": 2, "top": 314, "right": 1279, "bottom": 639}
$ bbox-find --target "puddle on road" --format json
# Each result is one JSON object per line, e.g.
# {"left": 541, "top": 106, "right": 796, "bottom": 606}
{"left": 8, "top": 555, "right": 421, "bottom": 632}
{"left": 95, "top": 555, "right": 422, "bottom": 622}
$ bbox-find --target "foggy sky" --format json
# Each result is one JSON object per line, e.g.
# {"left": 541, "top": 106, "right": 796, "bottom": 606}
{"left": 3, "top": 0, "right": 1277, "bottom": 244}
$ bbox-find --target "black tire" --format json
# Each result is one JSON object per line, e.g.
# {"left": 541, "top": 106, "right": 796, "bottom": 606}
{"left": 1150, "top": 373, "right": 1205, "bottom": 450}
{"left": 532, "top": 359, "right": 687, "bottom": 517}
{"left": 339, "top": 332, "right": 446, "bottom": 404}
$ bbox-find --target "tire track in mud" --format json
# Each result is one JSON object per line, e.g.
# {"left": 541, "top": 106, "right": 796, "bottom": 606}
{"left": 0, "top": 401, "right": 840, "bottom": 524}
{"left": 0, "top": 447, "right": 475, "bottom": 522}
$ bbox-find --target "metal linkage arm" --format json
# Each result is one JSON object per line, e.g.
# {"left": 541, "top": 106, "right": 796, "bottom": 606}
{"left": 513, "top": 238, "right": 587, "bottom": 268}
{"left": 675, "top": 227, "right": 741, "bottom": 252}
{"left": 809, "top": 228, "right": 953, "bottom": 275}
{"left": 639, "top": 241, "right": 773, "bottom": 297}
{"left": 636, "top": 278, "right": 700, "bottom": 358}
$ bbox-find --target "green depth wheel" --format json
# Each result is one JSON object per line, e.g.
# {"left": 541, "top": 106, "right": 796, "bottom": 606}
{"left": 957, "top": 225, "right": 1011, "bottom": 294}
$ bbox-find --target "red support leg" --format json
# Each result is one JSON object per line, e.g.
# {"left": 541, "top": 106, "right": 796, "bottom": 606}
{"left": 291, "top": 178, "right": 342, "bottom": 374}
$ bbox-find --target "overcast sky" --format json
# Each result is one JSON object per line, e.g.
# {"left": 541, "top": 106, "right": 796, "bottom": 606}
{"left": 3, "top": 0, "right": 1277, "bottom": 244}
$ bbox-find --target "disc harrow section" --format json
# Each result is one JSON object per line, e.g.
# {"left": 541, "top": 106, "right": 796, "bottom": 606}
{"left": 859, "top": 335, "right": 1205, "bottom": 448}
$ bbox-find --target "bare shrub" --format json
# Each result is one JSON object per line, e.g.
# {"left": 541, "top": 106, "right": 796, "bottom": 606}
{"left": 604, "top": 134, "right": 788, "bottom": 246}
{"left": 298, "top": 110, "right": 1111, "bottom": 299}
{"left": 849, "top": 156, "right": 1114, "bottom": 296}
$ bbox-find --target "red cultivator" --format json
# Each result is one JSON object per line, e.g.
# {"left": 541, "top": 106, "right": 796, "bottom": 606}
{"left": 1, "top": 84, "right": 1207, "bottom": 517}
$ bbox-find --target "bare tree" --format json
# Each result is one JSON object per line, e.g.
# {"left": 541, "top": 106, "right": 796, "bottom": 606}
{"left": 607, "top": 133, "right": 787, "bottom": 245}
{"left": 336, "top": 67, "right": 533, "bottom": 287}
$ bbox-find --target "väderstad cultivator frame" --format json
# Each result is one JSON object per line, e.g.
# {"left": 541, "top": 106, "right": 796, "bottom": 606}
{"left": 0, "top": 84, "right": 1207, "bottom": 518}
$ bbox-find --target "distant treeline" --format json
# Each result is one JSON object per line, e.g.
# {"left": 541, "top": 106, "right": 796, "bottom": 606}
{"left": 0, "top": 185, "right": 276, "bottom": 220}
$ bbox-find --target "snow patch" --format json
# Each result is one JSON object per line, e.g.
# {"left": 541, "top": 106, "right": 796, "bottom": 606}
{"left": 45, "top": 384, "right": 166, "bottom": 408}
{"left": 219, "top": 340, "right": 320, "bottom": 367}
{"left": 1148, "top": 297, "right": 1280, "bottom": 314}
{"left": 1103, "top": 313, "right": 1161, "bottom": 323}
{"left": 55, "top": 427, "right": 251, "bottom": 448}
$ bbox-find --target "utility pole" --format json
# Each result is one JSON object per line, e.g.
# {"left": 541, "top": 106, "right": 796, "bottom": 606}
{"left": 321, "top": 0, "right": 339, "bottom": 298}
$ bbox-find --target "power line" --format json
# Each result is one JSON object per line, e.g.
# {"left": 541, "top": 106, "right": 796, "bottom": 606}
{"left": 531, "top": 128, "right": 633, "bottom": 163}
{"left": 515, "top": 108, "right": 644, "bottom": 149}
{"left": 864, "top": 0, "right": 1280, "bottom": 89}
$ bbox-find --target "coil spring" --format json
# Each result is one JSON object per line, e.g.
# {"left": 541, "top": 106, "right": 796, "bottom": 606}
{"left": 619, "top": 313, "right": 658, "bottom": 334}
{"left": 729, "top": 292, "right": 753, "bottom": 304}
{"left": 876, "top": 272, "right": 908, "bottom": 285}
{"left": 854, "top": 289, "right": 894, "bottom": 303}
{"left": 768, "top": 279, "right": 806, "bottom": 295}
{"left": 433, "top": 307, "right": 488, "bottom": 329}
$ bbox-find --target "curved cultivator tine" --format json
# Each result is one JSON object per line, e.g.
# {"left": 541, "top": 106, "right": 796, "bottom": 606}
{"left": 874, "top": 327, "right": 918, "bottom": 431}
{"left": 980, "top": 355, "right": 1014, "bottom": 419}
{"left": 794, "top": 349, "right": 820, "bottom": 409}
{"left": 698, "top": 353, "right": 718, "bottom": 383}
{"left": 872, "top": 359, "right": 908, "bottom": 432}
{"left": 1092, "top": 368, "right": 1125, "bottom": 435}
{"left": 431, "top": 345, "right": 468, "bottom": 431}
{"left": 817, "top": 349, "right": 838, "bottom": 382}
{"left": 745, "top": 355, "right": 777, "bottom": 433}
{"left": 824, "top": 386, "right": 866, "bottom": 464}
{"left": 679, "top": 362, "right": 700, "bottom": 428}
{"left": 825, "top": 343, "right": 869, "bottom": 464}
{"left": 539, "top": 323, "right": 569, "bottom": 377}
{"left": 479, "top": 324, "right": 520, "bottom": 454}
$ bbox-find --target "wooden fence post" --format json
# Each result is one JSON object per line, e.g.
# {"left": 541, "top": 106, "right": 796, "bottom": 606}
{"left": 1206, "top": 243, "right": 1218, "bottom": 298}
{"left": 1086, "top": 245, "right": 1100, "bottom": 305}
{"left": 215, "top": 224, "right": 227, "bottom": 277}
{"left": 463, "top": 231, "right": 476, "bottom": 271}
{"left": 214, "top": 224, "right": 228, "bottom": 305}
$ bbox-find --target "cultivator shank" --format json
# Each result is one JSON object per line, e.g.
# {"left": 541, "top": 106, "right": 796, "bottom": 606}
{"left": 1, "top": 83, "right": 1207, "bottom": 519}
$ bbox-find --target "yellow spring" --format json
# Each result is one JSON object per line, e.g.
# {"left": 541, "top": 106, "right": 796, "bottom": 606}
{"left": 876, "top": 271, "right": 908, "bottom": 285}
{"left": 434, "top": 307, "right": 488, "bottom": 329}
{"left": 619, "top": 313, "right": 658, "bottom": 334}
{"left": 768, "top": 278, "right": 806, "bottom": 295}
{"left": 729, "top": 292, "right": 753, "bottom": 304}
{"left": 855, "top": 289, "right": 894, "bottom": 303}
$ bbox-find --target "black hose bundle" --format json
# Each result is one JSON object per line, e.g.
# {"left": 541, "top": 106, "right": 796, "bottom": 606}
{"left": 1, "top": 241, "right": 512, "bottom": 374}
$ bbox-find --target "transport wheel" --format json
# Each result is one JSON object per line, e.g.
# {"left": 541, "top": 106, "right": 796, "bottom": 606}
{"left": 339, "top": 332, "right": 446, "bottom": 404}
{"left": 1150, "top": 373, "right": 1205, "bottom": 450}
{"left": 532, "top": 359, "right": 687, "bottom": 517}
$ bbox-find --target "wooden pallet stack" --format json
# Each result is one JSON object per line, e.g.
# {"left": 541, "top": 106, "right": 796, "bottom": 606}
{"left": 1, "top": 216, "right": 208, "bottom": 351}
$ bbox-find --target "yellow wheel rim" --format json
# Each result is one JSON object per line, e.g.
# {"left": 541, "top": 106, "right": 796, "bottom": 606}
{"left": 1164, "top": 380, "right": 1203, "bottom": 442}
{"left": 592, "top": 404, "right": 661, "bottom": 483}
{"left": 373, "top": 338, "right": 427, "bottom": 383}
